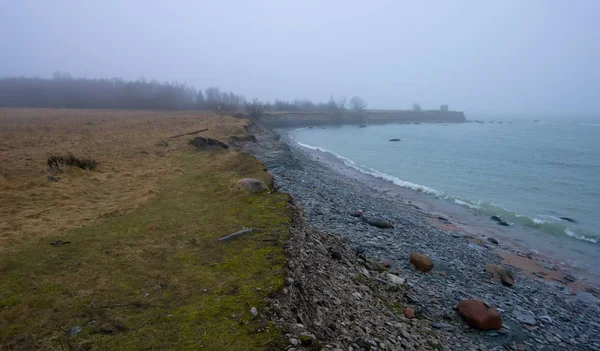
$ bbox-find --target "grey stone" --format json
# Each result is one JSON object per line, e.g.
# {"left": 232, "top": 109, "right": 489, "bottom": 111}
{"left": 513, "top": 309, "right": 537, "bottom": 325}
{"left": 67, "top": 326, "right": 81, "bottom": 337}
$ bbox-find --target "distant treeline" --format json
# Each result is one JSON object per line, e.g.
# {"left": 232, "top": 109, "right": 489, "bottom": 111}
{"left": 0, "top": 73, "right": 245, "bottom": 111}
{"left": 0, "top": 73, "right": 370, "bottom": 114}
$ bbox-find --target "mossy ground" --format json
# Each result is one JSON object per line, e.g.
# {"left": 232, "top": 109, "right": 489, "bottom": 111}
{"left": 0, "top": 149, "right": 289, "bottom": 350}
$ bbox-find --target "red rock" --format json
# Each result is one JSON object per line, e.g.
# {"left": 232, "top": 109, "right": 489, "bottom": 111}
{"left": 457, "top": 299, "right": 502, "bottom": 330}
{"left": 404, "top": 307, "right": 415, "bottom": 319}
{"left": 409, "top": 252, "right": 434, "bottom": 272}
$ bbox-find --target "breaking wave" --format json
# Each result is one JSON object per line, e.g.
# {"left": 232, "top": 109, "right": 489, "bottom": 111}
{"left": 296, "top": 142, "right": 442, "bottom": 196}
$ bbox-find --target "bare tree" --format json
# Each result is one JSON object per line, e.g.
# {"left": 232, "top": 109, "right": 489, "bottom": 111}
{"left": 337, "top": 96, "right": 347, "bottom": 110}
{"left": 327, "top": 96, "right": 338, "bottom": 112}
{"left": 350, "top": 96, "right": 367, "bottom": 113}
{"left": 245, "top": 98, "right": 265, "bottom": 119}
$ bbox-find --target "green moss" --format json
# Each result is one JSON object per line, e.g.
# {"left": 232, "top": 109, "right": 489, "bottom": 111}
{"left": 299, "top": 335, "right": 313, "bottom": 345}
{"left": 0, "top": 296, "right": 18, "bottom": 308}
{"left": 0, "top": 150, "right": 289, "bottom": 350}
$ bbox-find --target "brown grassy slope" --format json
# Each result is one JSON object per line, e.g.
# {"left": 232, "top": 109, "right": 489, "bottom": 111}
{"left": 0, "top": 108, "right": 247, "bottom": 251}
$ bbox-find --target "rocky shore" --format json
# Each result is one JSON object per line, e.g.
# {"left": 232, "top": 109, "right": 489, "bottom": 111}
{"left": 243, "top": 124, "right": 600, "bottom": 350}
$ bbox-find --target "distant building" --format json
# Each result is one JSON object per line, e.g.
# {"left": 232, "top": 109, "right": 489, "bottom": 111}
{"left": 440, "top": 105, "right": 449, "bottom": 112}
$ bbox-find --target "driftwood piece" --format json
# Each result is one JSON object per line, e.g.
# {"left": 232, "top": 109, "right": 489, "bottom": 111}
{"left": 218, "top": 227, "right": 254, "bottom": 241}
{"left": 168, "top": 128, "right": 209, "bottom": 139}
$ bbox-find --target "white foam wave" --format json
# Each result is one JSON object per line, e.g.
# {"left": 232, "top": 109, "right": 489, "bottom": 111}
{"left": 297, "top": 142, "right": 330, "bottom": 153}
{"left": 565, "top": 229, "right": 598, "bottom": 244}
{"left": 296, "top": 142, "right": 443, "bottom": 196}
{"left": 453, "top": 199, "right": 482, "bottom": 209}
{"left": 532, "top": 218, "right": 547, "bottom": 224}
{"left": 538, "top": 214, "right": 567, "bottom": 222}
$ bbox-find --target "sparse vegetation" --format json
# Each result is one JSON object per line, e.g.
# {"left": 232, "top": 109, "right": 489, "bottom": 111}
{"left": 245, "top": 98, "right": 265, "bottom": 119}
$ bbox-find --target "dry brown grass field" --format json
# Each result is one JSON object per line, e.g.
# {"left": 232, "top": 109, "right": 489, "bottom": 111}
{"left": 0, "top": 108, "right": 290, "bottom": 350}
{"left": 0, "top": 108, "right": 246, "bottom": 251}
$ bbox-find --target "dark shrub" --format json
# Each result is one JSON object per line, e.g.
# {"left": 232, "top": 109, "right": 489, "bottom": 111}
{"left": 47, "top": 154, "right": 98, "bottom": 171}
{"left": 188, "top": 137, "right": 228, "bottom": 150}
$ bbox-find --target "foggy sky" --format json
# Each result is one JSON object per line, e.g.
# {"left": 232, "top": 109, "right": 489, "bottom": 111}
{"left": 1, "top": 1, "right": 599, "bottom": 115}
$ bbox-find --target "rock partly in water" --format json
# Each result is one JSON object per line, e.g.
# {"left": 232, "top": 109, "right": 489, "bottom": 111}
{"left": 487, "top": 237, "right": 499, "bottom": 245}
{"left": 409, "top": 252, "right": 434, "bottom": 273}
{"left": 362, "top": 216, "right": 393, "bottom": 229}
{"left": 559, "top": 216, "right": 576, "bottom": 223}
{"left": 457, "top": 299, "right": 503, "bottom": 330}
{"left": 389, "top": 138, "right": 402, "bottom": 142}
{"left": 490, "top": 215, "right": 510, "bottom": 226}
{"left": 484, "top": 264, "right": 515, "bottom": 287}
{"left": 236, "top": 178, "right": 269, "bottom": 193}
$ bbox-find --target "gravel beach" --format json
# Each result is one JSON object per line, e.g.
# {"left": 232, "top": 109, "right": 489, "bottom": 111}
{"left": 244, "top": 124, "right": 600, "bottom": 351}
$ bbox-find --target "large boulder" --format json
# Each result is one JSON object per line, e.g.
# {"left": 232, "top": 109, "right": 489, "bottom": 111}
{"left": 457, "top": 299, "right": 502, "bottom": 330}
{"left": 236, "top": 178, "right": 268, "bottom": 193}
{"left": 409, "top": 253, "right": 434, "bottom": 273}
{"left": 484, "top": 264, "right": 515, "bottom": 287}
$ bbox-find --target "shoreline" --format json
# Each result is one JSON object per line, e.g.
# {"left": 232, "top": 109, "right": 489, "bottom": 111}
{"left": 284, "top": 127, "right": 600, "bottom": 289}
{"left": 243, "top": 123, "right": 600, "bottom": 350}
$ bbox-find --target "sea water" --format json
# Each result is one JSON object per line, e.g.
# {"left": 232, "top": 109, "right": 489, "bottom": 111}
{"left": 293, "top": 121, "right": 600, "bottom": 249}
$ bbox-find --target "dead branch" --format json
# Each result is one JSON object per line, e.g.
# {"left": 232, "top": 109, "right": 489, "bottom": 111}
{"left": 134, "top": 318, "right": 153, "bottom": 332}
{"left": 218, "top": 227, "right": 254, "bottom": 241}
{"left": 168, "top": 128, "right": 208, "bottom": 139}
